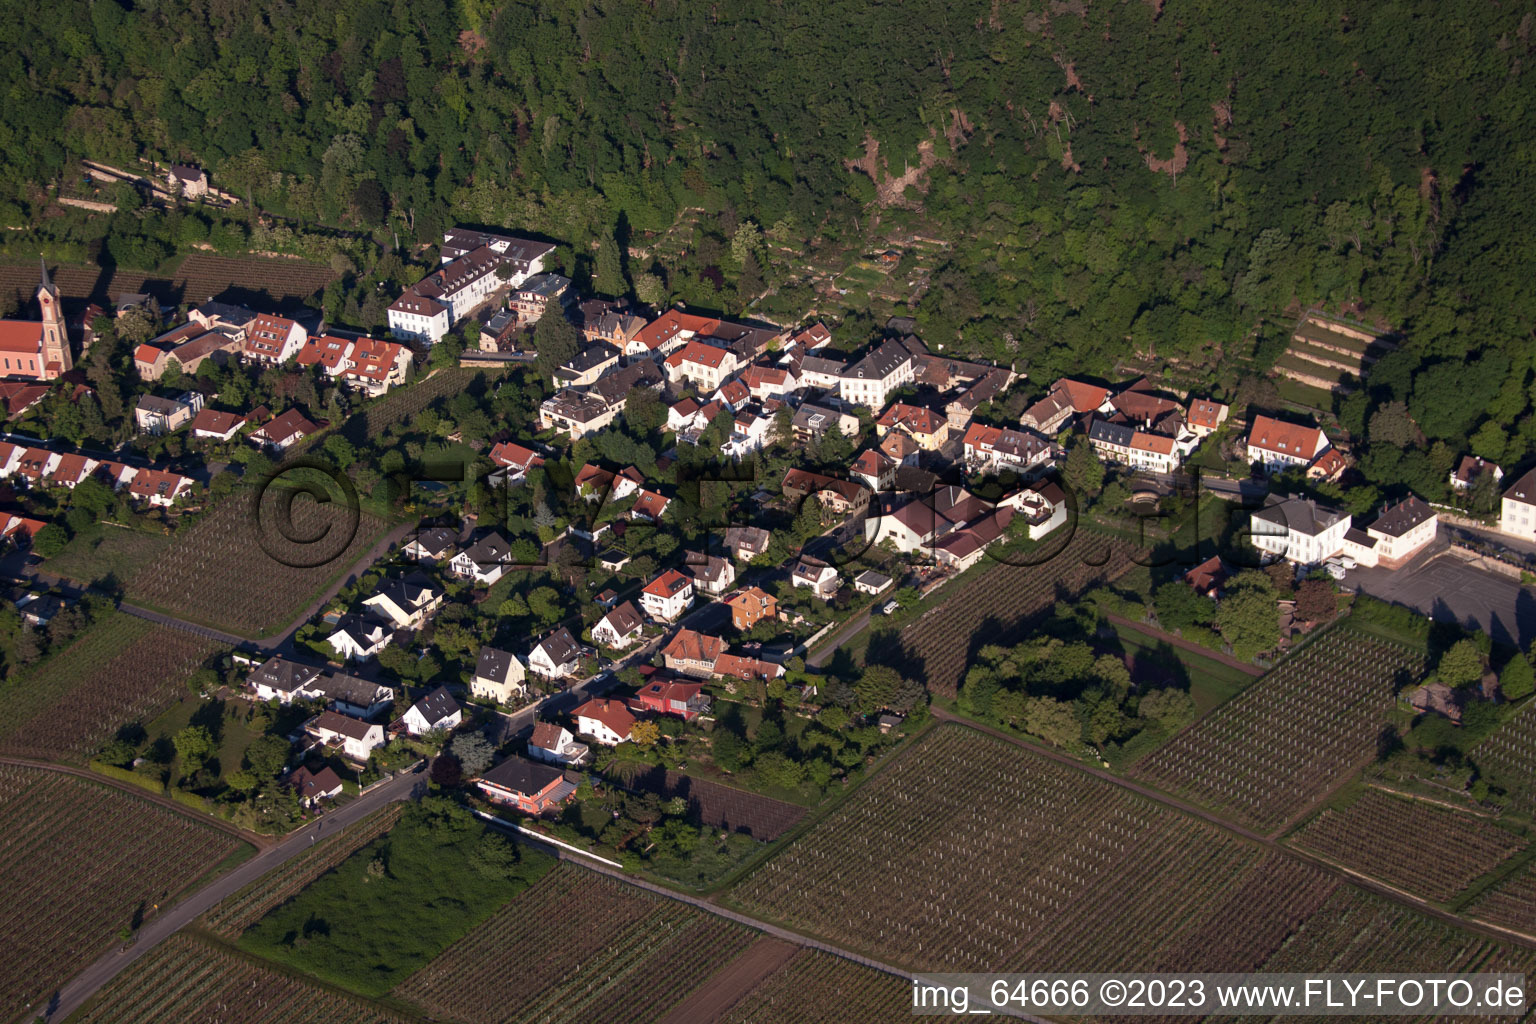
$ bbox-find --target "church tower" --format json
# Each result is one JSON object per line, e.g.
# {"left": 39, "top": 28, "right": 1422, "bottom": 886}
{"left": 36, "top": 257, "right": 70, "bottom": 378}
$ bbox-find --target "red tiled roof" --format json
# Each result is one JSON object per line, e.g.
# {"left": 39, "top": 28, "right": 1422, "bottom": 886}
{"left": 1056, "top": 378, "right": 1110, "bottom": 413}
{"left": 0, "top": 321, "right": 42, "bottom": 355}
{"left": 642, "top": 569, "right": 692, "bottom": 598}
{"left": 574, "top": 698, "right": 635, "bottom": 736}
{"left": 1188, "top": 399, "right": 1228, "bottom": 429}
{"left": 1247, "top": 414, "right": 1324, "bottom": 457}
{"left": 662, "top": 628, "right": 725, "bottom": 664}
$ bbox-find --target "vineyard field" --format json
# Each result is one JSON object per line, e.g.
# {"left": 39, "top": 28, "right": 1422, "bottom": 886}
{"left": 339, "top": 367, "right": 497, "bottom": 444}
{"left": 396, "top": 863, "right": 757, "bottom": 1024}
{"left": 1466, "top": 857, "right": 1536, "bottom": 936}
{"left": 716, "top": 949, "right": 914, "bottom": 1024}
{"left": 631, "top": 768, "right": 807, "bottom": 840}
{"left": 1131, "top": 628, "right": 1424, "bottom": 832}
{"left": 0, "top": 765, "right": 244, "bottom": 1021}
{"left": 1476, "top": 700, "right": 1536, "bottom": 816}
{"left": 72, "top": 933, "right": 411, "bottom": 1024}
{"left": 128, "top": 495, "right": 387, "bottom": 637}
{"left": 1288, "top": 789, "right": 1526, "bottom": 903}
{"left": 200, "top": 804, "right": 404, "bottom": 939}
{"left": 731, "top": 723, "right": 1340, "bottom": 973}
{"left": 879, "top": 532, "right": 1132, "bottom": 697}
{"left": 0, "top": 253, "right": 336, "bottom": 310}
{"left": 0, "top": 614, "right": 222, "bottom": 762}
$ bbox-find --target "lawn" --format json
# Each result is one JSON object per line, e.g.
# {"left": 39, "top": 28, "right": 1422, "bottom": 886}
{"left": 239, "top": 799, "right": 553, "bottom": 996}
{"left": 1110, "top": 618, "right": 1254, "bottom": 714}
{"left": 45, "top": 521, "right": 173, "bottom": 586}
{"left": 142, "top": 694, "right": 308, "bottom": 789}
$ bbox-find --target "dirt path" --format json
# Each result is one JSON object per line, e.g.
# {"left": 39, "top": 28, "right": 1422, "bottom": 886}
{"left": 1104, "top": 611, "right": 1264, "bottom": 677}
{"left": 655, "top": 936, "right": 797, "bottom": 1024}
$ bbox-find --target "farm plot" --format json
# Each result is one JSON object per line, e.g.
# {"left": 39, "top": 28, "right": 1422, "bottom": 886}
{"left": 1131, "top": 628, "right": 1423, "bottom": 832}
{"left": 128, "top": 494, "right": 387, "bottom": 637}
{"left": 882, "top": 533, "right": 1132, "bottom": 697}
{"left": 0, "top": 614, "right": 222, "bottom": 762}
{"left": 1466, "top": 859, "right": 1536, "bottom": 936}
{"left": 72, "top": 933, "right": 410, "bottom": 1024}
{"left": 200, "top": 804, "right": 404, "bottom": 939}
{"left": 0, "top": 765, "right": 244, "bottom": 1021}
{"left": 1288, "top": 789, "right": 1526, "bottom": 903}
{"left": 0, "top": 254, "right": 336, "bottom": 311}
{"left": 632, "top": 769, "right": 806, "bottom": 840}
{"left": 396, "top": 863, "right": 756, "bottom": 1024}
{"left": 1476, "top": 700, "right": 1536, "bottom": 815}
{"left": 716, "top": 949, "right": 914, "bottom": 1024}
{"left": 731, "top": 723, "right": 1339, "bottom": 973}
{"left": 339, "top": 367, "right": 495, "bottom": 444}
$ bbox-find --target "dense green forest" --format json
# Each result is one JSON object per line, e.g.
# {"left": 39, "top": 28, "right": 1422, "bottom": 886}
{"left": 2, "top": 0, "right": 1535, "bottom": 483}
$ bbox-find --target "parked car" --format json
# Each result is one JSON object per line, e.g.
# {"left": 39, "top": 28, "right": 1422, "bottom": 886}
{"left": 880, "top": 599, "right": 899, "bottom": 615}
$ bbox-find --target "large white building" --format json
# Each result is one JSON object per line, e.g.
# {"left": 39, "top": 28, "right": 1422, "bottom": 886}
{"left": 1500, "top": 467, "right": 1536, "bottom": 541}
{"left": 838, "top": 338, "right": 921, "bottom": 409}
{"left": 389, "top": 230, "right": 554, "bottom": 344}
{"left": 1251, "top": 494, "right": 1437, "bottom": 569}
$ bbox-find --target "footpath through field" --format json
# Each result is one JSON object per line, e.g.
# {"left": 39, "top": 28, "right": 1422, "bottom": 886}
{"left": 40, "top": 770, "right": 422, "bottom": 1023}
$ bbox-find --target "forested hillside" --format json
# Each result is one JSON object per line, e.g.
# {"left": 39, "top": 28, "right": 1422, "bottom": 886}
{"left": 3, "top": 0, "right": 1535, "bottom": 479}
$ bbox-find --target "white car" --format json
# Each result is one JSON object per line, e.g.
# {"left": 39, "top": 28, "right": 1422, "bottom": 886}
{"left": 880, "top": 600, "right": 899, "bottom": 615}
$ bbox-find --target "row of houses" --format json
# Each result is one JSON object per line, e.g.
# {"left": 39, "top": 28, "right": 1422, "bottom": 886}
{"left": 0, "top": 439, "right": 194, "bottom": 507}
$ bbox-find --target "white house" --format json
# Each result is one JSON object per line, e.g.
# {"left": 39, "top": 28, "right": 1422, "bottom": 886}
{"left": 852, "top": 570, "right": 894, "bottom": 595}
{"left": 528, "top": 626, "right": 582, "bottom": 679}
{"left": 400, "top": 686, "right": 462, "bottom": 737}
{"left": 665, "top": 340, "right": 741, "bottom": 391}
{"left": 1001, "top": 481, "right": 1068, "bottom": 540}
{"left": 838, "top": 338, "right": 918, "bottom": 409}
{"left": 248, "top": 655, "right": 323, "bottom": 703}
{"left": 326, "top": 614, "right": 392, "bottom": 661}
{"left": 640, "top": 569, "right": 694, "bottom": 622}
{"left": 1501, "top": 467, "right": 1536, "bottom": 541}
{"left": 243, "top": 313, "right": 308, "bottom": 364}
{"left": 528, "top": 721, "right": 588, "bottom": 766}
{"left": 1249, "top": 496, "right": 1351, "bottom": 566}
{"left": 591, "top": 601, "right": 645, "bottom": 650}
{"left": 573, "top": 698, "right": 635, "bottom": 746}
{"left": 449, "top": 531, "right": 513, "bottom": 586}
{"left": 1451, "top": 455, "right": 1502, "bottom": 493}
{"left": 362, "top": 574, "right": 444, "bottom": 630}
{"left": 1246, "top": 415, "right": 1330, "bottom": 473}
{"left": 1348, "top": 496, "right": 1438, "bottom": 568}
{"left": 864, "top": 486, "right": 992, "bottom": 554}
{"left": 310, "top": 710, "right": 385, "bottom": 762}
{"left": 791, "top": 560, "right": 840, "bottom": 599}
{"left": 473, "top": 646, "right": 528, "bottom": 704}
{"left": 686, "top": 553, "right": 736, "bottom": 596}
{"left": 1087, "top": 418, "right": 1180, "bottom": 474}
{"left": 309, "top": 673, "right": 395, "bottom": 719}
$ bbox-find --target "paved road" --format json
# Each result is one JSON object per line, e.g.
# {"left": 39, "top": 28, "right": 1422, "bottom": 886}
{"left": 806, "top": 605, "right": 874, "bottom": 668}
{"left": 41, "top": 769, "right": 423, "bottom": 1023}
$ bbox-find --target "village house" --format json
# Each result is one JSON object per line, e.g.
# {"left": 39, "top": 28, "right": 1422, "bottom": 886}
{"left": 399, "top": 686, "right": 463, "bottom": 737}
{"left": 538, "top": 390, "right": 618, "bottom": 439}
{"left": 791, "top": 402, "right": 860, "bottom": 444}
{"left": 390, "top": 231, "right": 555, "bottom": 344}
{"left": 294, "top": 333, "right": 354, "bottom": 377}
{"left": 791, "top": 560, "right": 840, "bottom": 599}
{"left": 508, "top": 273, "right": 573, "bottom": 322}
{"left": 853, "top": 570, "right": 894, "bottom": 596}
{"left": 1187, "top": 399, "right": 1230, "bottom": 437}
{"left": 167, "top": 164, "right": 208, "bottom": 197}
{"left": 961, "top": 423, "right": 1058, "bottom": 478}
{"left": 934, "top": 506, "right": 1015, "bottom": 572}
{"left": 686, "top": 552, "right": 736, "bottom": 595}
{"left": 723, "top": 525, "right": 772, "bottom": 562}
{"left": 49, "top": 453, "right": 98, "bottom": 489}
{"left": 528, "top": 626, "right": 582, "bottom": 680}
{"left": 665, "top": 340, "right": 741, "bottom": 391}
{"left": 475, "top": 756, "right": 577, "bottom": 814}
{"left": 573, "top": 698, "right": 636, "bottom": 746}
{"left": 326, "top": 614, "right": 393, "bottom": 661}
{"left": 667, "top": 397, "right": 702, "bottom": 433}
{"left": 839, "top": 337, "right": 921, "bottom": 409}
{"left": 473, "top": 646, "right": 528, "bottom": 704}
{"left": 1250, "top": 496, "right": 1352, "bottom": 567}
{"left": 190, "top": 408, "right": 246, "bottom": 441}
{"left": 714, "top": 377, "right": 751, "bottom": 411}
{"left": 741, "top": 362, "right": 798, "bottom": 401}
{"left": 309, "top": 673, "right": 395, "bottom": 718}
{"left": 998, "top": 480, "right": 1068, "bottom": 540}
{"left": 1184, "top": 556, "right": 1228, "bottom": 599}
{"left": 865, "top": 485, "right": 992, "bottom": 554}
{"left": 640, "top": 569, "right": 694, "bottom": 622}
{"left": 310, "top": 710, "right": 385, "bottom": 762}
{"left": 555, "top": 342, "right": 621, "bottom": 388}
{"left": 134, "top": 391, "right": 202, "bottom": 435}
{"left": 1452, "top": 455, "right": 1502, "bottom": 492}
{"left": 850, "top": 449, "right": 897, "bottom": 492}
{"left": 662, "top": 629, "right": 725, "bottom": 678}
{"left": 243, "top": 313, "right": 308, "bottom": 364}
{"left": 634, "top": 678, "right": 711, "bottom": 721}
{"left": 126, "top": 468, "right": 194, "bottom": 507}
{"left": 727, "top": 586, "right": 778, "bottom": 630}
{"left": 631, "top": 489, "right": 671, "bottom": 522}
{"left": 1087, "top": 417, "right": 1181, "bottom": 474}
{"left": 879, "top": 430, "right": 921, "bottom": 466}
{"left": 361, "top": 573, "right": 445, "bottom": 630}
{"left": 876, "top": 403, "right": 950, "bottom": 450}
{"left": 713, "top": 651, "right": 785, "bottom": 685}
{"left": 249, "top": 655, "right": 323, "bottom": 703}
{"left": 250, "top": 408, "right": 322, "bottom": 451}
{"left": 288, "top": 765, "right": 343, "bottom": 808}
{"left": 402, "top": 527, "right": 459, "bottom": 563}
{"left": 591, "top": 600, "right": 645, "bottom": 649}
{"left": 781, "top": 469, "right": 871, "bottom": 517}
{"left": 1345, "top": 496, "right": 1439, "bottom": 569}
{"left": 528, "top": 721, "right": 588, "bottom": 766}
{"left": 449, "top": 530, "right": 514, "bottom": 586}
{"left": 338, "top": 337, "right": 413, "bottom": 395}
{"left": 1501, "top": 467, "right": 1536, "bottom": 541}
{"left": 1246, "top": 414, "right": 1331, "bottom": 474}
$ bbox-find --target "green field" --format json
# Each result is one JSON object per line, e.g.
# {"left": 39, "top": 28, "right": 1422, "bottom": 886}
{"left": 45, "top": 522, "right": 174, "bottom": 586}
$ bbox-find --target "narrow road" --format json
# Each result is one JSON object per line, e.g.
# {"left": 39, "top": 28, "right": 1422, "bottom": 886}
{"left": 806, "top": 605, "right": 873, "bottom": 668}
{"left": 1102, "top": 611, "right": 1263, "bottom": 677}
{"left": 42, "top": 770, "right": 423, "bottom": 1023}
{"left": 930, "top": 708, "right": 1536, "bottom": 952}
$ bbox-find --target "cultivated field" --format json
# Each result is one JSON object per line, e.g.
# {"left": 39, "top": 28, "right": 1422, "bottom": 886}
{"left": 128, "top": 494, "right": 387, "bottom": 637}
{"left": 1131, "top": 628, "right": 1424, "bottom": 832}
{"left": 732, "top": 723, "right": 1340, "bottom": 973}
{"left": 716, "top": 949, "right": 913, "bottom": 1024}
{"left": 1466, "top": 859, "right": 1536, "bottom": 936}
{"left": 0, "top": 614, "right": 222, "bottom": 762}
{"left": 634, "top": 768, "right": 806, "bottom": 840}
{"left": 0, "top": 765, "right": 243, "bottom": 1021}
{"left": 0, "top": 253, "right": 336, "bottom": 310}
{"left": 880, "top": 532, "right": 1131, "bottom": 697}
{"left": 200, "top": 804, "right": 404, "bottom": 939}
{"left": 396, "top": 863, "right": 757, "bottom": 1024}
{"left": 339, "top": 367, "right": 494, "bottom": 444}
{"left": 1477, "top": 700, "right": 1536, "bottom": 815}
{"left": 72, "top": 933, "right": 411, "bottom": 1024}
{"left": 1288, "top": 789, "right": 1526, "bottom": 903}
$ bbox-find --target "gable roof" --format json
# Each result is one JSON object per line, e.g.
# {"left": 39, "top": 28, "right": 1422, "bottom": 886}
{"left": 1055, "top": 378, "right": 1111, "bottom": 413}
{"left": 476, "top": 645, "right": 522, "bottom": 682}
{"left": 191, "top": 408, "right": 246, "bottom": 435}
{"left": 533, "top": 626, "right": 580, "bottom": 665}
{"left": 877, "top": 403, "right": 946, "bottom": 435}
{"left": 597, "top": 600, "right": 645, "bottom": 638}
{"left": 1247, "top": 414, "right": 1325, "bottom": 457}
{"left": 642, "top": 569, "right": 692, "bottom": 599}
{"left": 409, "top": 686, "right": 461, "bottom": 728}
{"left": 1188, "top": 399, "right": 1228, "bottom": 429}
{"left": 250, "top": 655, "right": 323, "bottom": 694}
{"left": 1368, "top": 496, "right": 1436, "bottom": 538}
{"left": 662, "top": 628, "right": 725, "bottom": 664}
{"left": 314, "top": 710, "right": 378, "bottom": 741}
{"left": 1252, "top": 495, "right": 1348, "bottom": 537}
{"left": 573, "top": 698, "right": 636, "bottom": 736}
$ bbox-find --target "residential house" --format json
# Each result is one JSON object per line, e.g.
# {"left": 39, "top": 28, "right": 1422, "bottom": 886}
{"left": 1350, "top": 496, "right": 1438, "bottom": 569}
{"left": 631, "top": 489, "right": 671, "bottom": 522}
{"left": 288, "top": 765, "right": 342, "bottom": 807}
{"left": 853, "top": 570, "right": 894, "bottom": 595}
{"left": 402, "top": 526, "right": 459, "bottom": 563}
{"left": 538, "top": 390, "right": 617, "bottom": 439}
{"left": 243, "top": 313, "right": 308, "bottom": 364}
{"left": 1187, "top": 399, "right": 1230, "bottom": 437}
{"left": 126, "top": 468, "right": 193, "bottom": 507}
{"left": 791, "top": 560, "right": 840, "bottom": 599}
{"left": 686, "top": 552, "right": 736, "bottom": 595}
{"left": 876, "top": 403, "right": 949, "bottom": 450}
{"left": 249, "top": 655, "right": 323, "bottom": 703}
{"left": 168, "top": 164, "right": 208, "bottom": 197}
{"left": 449, "top": 530, "right": 514, "bottom": 586}
{"left": 294, "top": 333, "right": 354, "bottom": 377}
{"left": 999, "top": 480, "right": 1068, "bottom": 540}
{"left": 555, "top": 342, "right": 621, "bottom": 388}
{"left": 741, "top": 363, "right": 797, "bottom": 401}
{"left": 339, "top": 337, "right": 413, "bottom": 396}
{"left": 727, "top": 587, "right": 777, "bottom": 631}
{"left": 134, "top": 391, "right": 202, "bottom": 435}
{"left": 508, "top": 273, "right": 573, "bottom": 322}
{"left": 1184, "top": 556, "right": 1228, "bottom": 599}
{"left": 934, "top": 506, "right": 1015, "bottom": 572}
{"left": 362, "top": 573, "right": 445, "bottom": 630}
{"left": 790, "top": 402, "right": 860, "bottom": 444}
{"left": 1307, "top": 449, "right": 1350, "bottom": 484}
{"left": 573, "top": 698, "right": 636, "bottom": 746}
{"left": 640, "top": 569, "right": 694, "bottom": 622}
{"left": 667, "top": 398, "right": 703, "bottom": 433}
{"left": 326, "top": 614, "right": 392, "bottom": 661}
{"left": 879, "top": 430, "right": 920, "bottom": 466}
{"left": 1452, "top": 456, "right": 1502, "bottom": 492}
{"left": 865, "top": 486, "right": 992, "bottom": 554}
{"left": 781, "top": 469, "right": 871, "bottom": 517}
{"left": 662, "top": 629, "right": 725, "bottom": 678}
{"left": 592, "top": 601, "right": 645, "bottom": 649}
{"left": 311, "top": 673, "right": 395, "bottom": 718}
{"left": 798, "top": 352, "right": 849, "bottom": 391}
{"left": 850, "top": 449, "right": 896, "bottom": 492}
{"left": 723, "top": 525, "right": 771, "bottom": 562}
{"left": 528, "top": 722, "right": 588, "bottom": 766}
{"left": 473, "top": 646, "right": 528, "bottom": 704}
{"left": 310, "top": 710, "right": 385, "bottom": 762}
{"left": 838, "top": 337, "right": 920, "bottom": 409}
{"left": 1087, "top": 417, "right": 1180, "bottom": 474}
{"left": 488, "top": 442, "right": 544, "bottom": 483}
{"left": 528, "top": 626, "right": 582, "bottom": 679}
{"left": 1500, "top": 468, "right": 1536, "bottom": 542}
{"left": 1249, "top": 496, "right": 1352, "bottom": 567}
{"left": 961, "top": 423, "right": 1057, "bottom": 478}
{"left": 48, "top": 453, "right": 98, "bottom": 489}
{"left": 634, "top": 679, "right": 710, "bottom": 721}
{"left": 665, "top": 340, "right": 741, "bottom": 391}
{"left": 1246, "top": 415, "right": 1330, "bottom": 473}
{"left": 713, "top": 652, "right": 785, "bottom": 685}
{"left": 400, "top": 686, "right": 462, "bottom": 736}
{"left": 597, "top": 549, "right": 632, "bottom": 573}
{"left": 475, "top": 755, "right": 577, "bottom": 814}
{"left": 250, "top": 408, "right": 321, "bottom": 451}
{"left": 714, "top": 377, "right": 751, "bottom": 411}
{"left": 190, "top": 408, "right": 246, "bottom": 441}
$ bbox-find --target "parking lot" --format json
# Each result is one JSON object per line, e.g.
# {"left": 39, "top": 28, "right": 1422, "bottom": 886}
{"left": 1349, "top": 550, "right": 1536, "bottom": 648}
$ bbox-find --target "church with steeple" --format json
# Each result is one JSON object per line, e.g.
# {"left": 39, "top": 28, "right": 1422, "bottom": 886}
{"left": 0, "top": 259, "right": 72, "bottom": 381}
